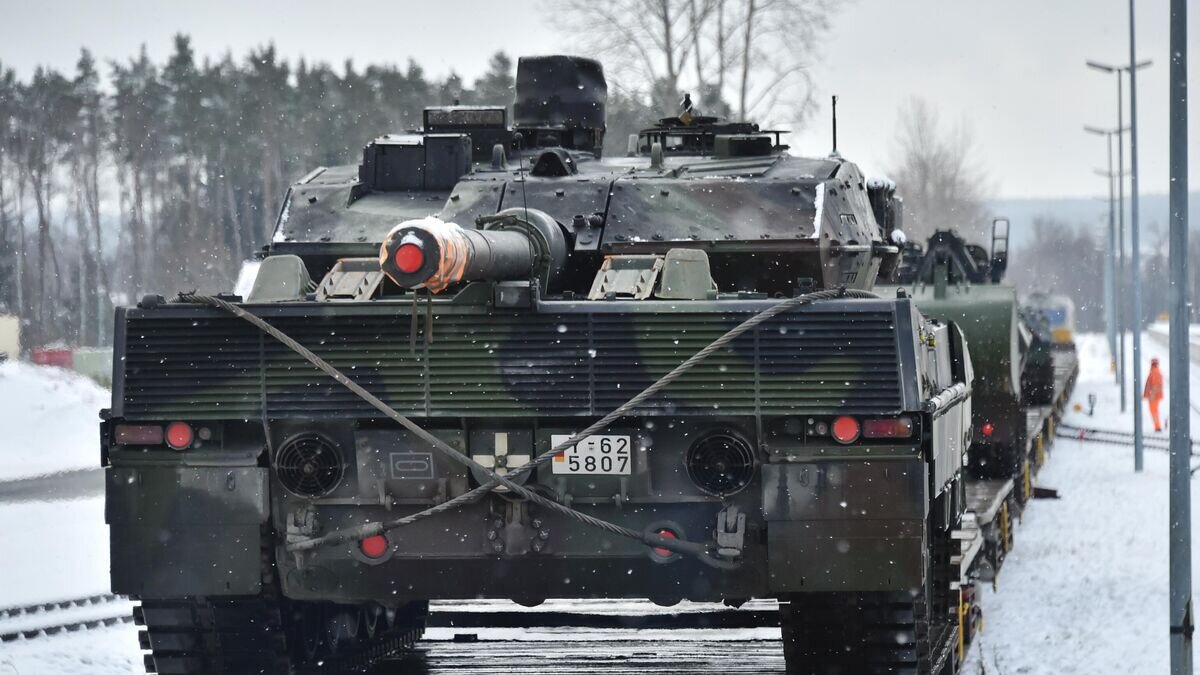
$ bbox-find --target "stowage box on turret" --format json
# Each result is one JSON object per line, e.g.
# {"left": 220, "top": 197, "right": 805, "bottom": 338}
{"left": 103, "top": 55, "right": 973, "bottom": 674}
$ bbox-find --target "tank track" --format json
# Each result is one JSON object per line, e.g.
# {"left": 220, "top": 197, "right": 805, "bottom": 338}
{"left": 779, "top": 527, "right": 959, "bottom": 674}
{"left": 137, "top": 597, "right": 427, "bottom": 674}
{"left": 135, "top": 536, "right": 426, "bottom": 673}
{"left": 780, "top": 590, "right": 955, "bottom": 675}
{"left": 136, "top": 596, "right": 289, "bottom": 674}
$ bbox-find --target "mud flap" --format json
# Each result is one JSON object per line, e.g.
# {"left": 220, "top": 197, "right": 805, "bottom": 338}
{"left": 762, "top": 460, "right": 928, "bottom": 592}
{"left": 106, "top": 466, "right": 267, "bottom": 597}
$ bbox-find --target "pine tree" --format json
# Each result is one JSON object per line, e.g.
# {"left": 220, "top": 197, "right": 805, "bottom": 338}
{"left": 0, "top": 62, "right": 18, "bottom": 316}
{"left": 21, "top": 67, "right": 80, "bottom": 342}
{"left": 473, "top": 52, "right": 514, "bottom": 111}
{"left": 69, "top": 48, "right": 107, "bottom": 345}
{"left": 0, "top": 38, "right": 543, "bottom": 345}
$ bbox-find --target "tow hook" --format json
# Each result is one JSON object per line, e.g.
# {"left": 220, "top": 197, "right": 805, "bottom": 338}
{"left": 715, "top": 506, "right": 746, "bottom": 558}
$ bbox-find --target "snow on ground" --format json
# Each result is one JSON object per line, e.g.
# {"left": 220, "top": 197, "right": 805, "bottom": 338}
{"left": 0, "top": 498, "right": 112, "bottom": 608}
{"left": 0, "top": 623, "right": 141, "bottom": 675}
{"left": 964, "top": 331, "right": 1199, "bottom": 674}
{"left": 0, "top": 362, "right": 109, "bottom": 481}
{"left": 0, "top": 495, "right": 141, "bottom": 674}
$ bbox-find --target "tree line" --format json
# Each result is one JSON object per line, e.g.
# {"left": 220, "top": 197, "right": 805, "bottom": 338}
{"left": 0, "top": 39, "right": 645, "bottom": 348}
{"left": 3, "top": 22, "right": 1187, "bottom": 352}
{"left": 0, "top": 2, "right": 841, "bottom": 350}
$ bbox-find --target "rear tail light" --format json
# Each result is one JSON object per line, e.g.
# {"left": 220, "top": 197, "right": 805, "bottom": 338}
{"left": 165, "top": 422, "right": 195, "bottom": 450}
{"left": 863, "top": 417, "right": 914, "bottom": 439}
{"left": 360, "top": 535, "right": 389, "bottom": 559}
{"left": 831, "top": 416, "right": 861, "bottom": 444}
{"left": 114, "top": 424, "right": 164, "bottom": 445}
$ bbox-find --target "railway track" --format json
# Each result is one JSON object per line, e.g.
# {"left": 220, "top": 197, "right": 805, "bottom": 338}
{"left": 368, "top": 600, "right": 787, "bottom": 673}
{"left": 373, "top": 632, "right": 784, "bottom": 674}
{"left": 1058, "top": 423, "right": 1198, "bottom": 452}
{"left": 0, "top": 593, "right": 133, "bottom": 643}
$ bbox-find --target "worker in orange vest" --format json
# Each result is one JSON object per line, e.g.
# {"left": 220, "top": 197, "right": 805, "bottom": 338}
{"left": 1144, "top": 357, "right": 1165, "bottom": 432}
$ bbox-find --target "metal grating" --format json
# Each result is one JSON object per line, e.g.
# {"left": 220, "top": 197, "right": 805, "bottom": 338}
{"left": 120, "top": 307, "right": 903, "bottom": 419}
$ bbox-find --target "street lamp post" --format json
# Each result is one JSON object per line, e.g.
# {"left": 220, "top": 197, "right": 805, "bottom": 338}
{"left": 1167, "top": 0, "right": 1191, "bottom": 670}
{"left": 1087, "top": 52, "right": 1151, "bottom": 470}
{"left": 1084, "top": 125, "right": 1124, "bottom": 379}
{"left": 1128, "top": 0, "right": 1145, "bottom": 473}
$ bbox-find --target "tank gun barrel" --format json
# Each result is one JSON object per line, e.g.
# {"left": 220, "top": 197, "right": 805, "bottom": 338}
{"left": 380, "top": 209, "right": 567, "bottom": 293}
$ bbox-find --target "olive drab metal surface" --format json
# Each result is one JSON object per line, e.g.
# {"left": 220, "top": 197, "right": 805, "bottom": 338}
{"left": 882, "top": 226, "right": 1055, "bottom": 481}
{"left": 103, "top": 55, "right": 973, "bottom": 675}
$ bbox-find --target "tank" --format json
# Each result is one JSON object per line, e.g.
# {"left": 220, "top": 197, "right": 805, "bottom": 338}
{"left": 102, "top": 55, "right": 973, "bottom": 674}
{"left": 882, "top": 223, "right": 1040, "bottom": 479}
{"left": 1019, "top": 305, "right": 1057, "bottom": 405}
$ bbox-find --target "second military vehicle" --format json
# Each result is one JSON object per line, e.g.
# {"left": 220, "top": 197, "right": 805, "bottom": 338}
{"left": 104, "top": 55, "right": 973, "bottom": 674}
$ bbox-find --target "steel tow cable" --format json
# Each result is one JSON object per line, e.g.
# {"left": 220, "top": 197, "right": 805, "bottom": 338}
{"left": 180, "top": 287, "right": 874, "bottom": 568}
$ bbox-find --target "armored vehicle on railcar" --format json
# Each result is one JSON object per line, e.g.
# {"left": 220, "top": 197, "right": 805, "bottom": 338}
{"left": 103, "top": 55, "right": 973, "bottom": 674}
{"left": 883, "top": 223, "right": 1054, "bottom": 480}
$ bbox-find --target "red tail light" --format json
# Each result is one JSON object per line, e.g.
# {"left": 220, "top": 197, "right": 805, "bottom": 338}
{"left": 863, "top": 417, "right": 914, "bottom": 439}
{"left": 165, "top": 422, "right": 194, "bottom": 450}
{"left": 831, "top": 416, "right": 861, "bottom": 444}
{"left": 981, "top": 422, "right": 995, "bottom": 438}
{"left": 652, "top": 529, "right": 678, "bottom": 557}
{"left": 394, "top": 243, "right": 425, "bottom": 273}
{"left": 360, "top": 535, "right": 389, "bottom": 558}
{"left": 114, "top": 424, "right": 164, "bottom": 445}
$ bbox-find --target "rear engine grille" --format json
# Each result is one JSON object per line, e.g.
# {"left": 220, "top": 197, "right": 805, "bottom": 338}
{"left": 119, "top": 306, "right": 903, "bottom": 419}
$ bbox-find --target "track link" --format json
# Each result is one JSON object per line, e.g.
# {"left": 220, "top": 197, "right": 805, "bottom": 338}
{"left": 780, "top": 590, "right": 956, "bottom": 675}
{"left": 136, "top": 533, "right": 426, "bottom": 674}
{"left": 137, "top": 596, "right": 289, "bottom": 674}
{"left": 137, "top": 597, "right": 428, "bottom": 673}
{"left": 780, "top": 517, "right": 959, "bottom": 675}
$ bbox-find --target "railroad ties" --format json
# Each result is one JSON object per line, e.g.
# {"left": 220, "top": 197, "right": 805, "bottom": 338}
{"left": 0, "top": 593, "right": 133, "bottom": 643}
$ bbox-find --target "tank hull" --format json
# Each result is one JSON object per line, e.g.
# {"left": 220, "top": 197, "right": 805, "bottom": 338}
{"left": 104, "top": 297, "right": 963, "bottom": 606}
{"left": 880, "top": 283, "right": 1022, "bottom": 478}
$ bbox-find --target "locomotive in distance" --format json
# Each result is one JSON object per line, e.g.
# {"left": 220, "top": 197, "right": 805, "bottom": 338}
{"left": 103, "top": 55, "right": 974, "bottom": 674}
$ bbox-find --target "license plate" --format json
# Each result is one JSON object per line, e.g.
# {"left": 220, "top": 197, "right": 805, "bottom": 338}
{"left": 550, "top": 434, "right": 632, "bottom": 475}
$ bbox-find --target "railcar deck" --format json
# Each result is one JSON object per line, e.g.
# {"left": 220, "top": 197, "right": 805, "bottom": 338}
{"left": 952, "top": 348, "right": 1078, "bottom": 659}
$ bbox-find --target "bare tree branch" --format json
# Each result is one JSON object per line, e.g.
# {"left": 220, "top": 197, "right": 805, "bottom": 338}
{"left": 889, "top": 98, "right": 991, "bottom": 242}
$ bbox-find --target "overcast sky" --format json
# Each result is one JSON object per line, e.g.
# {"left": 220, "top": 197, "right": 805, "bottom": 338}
{"left": 0, "top": 0, "right": 1195, "bottom": 199}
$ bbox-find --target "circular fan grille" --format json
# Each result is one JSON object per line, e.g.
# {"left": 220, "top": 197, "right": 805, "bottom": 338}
{"left": 275, "top": 433, "right": 344, "bottom": 498}
{"left": 686, "top": 432, "right": 756, "bottom": 496}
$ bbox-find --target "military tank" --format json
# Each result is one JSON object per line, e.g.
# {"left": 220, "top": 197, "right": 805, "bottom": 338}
{"left": 1019, "top": 305, "right": 1058, "bottom": 405}
{"left": 883, "top": 222, "right": 1054, "bottom": 480}
{"left": 103, "top": 55, "right": 973, "bottom": 674}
